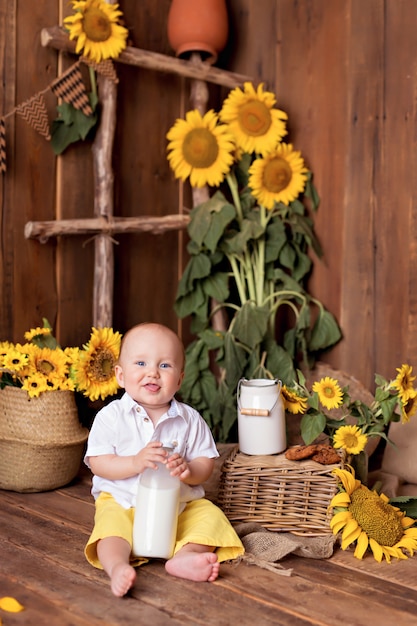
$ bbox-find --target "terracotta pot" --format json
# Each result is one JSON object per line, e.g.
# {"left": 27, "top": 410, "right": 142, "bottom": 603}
{"left": 167, "top": 0, "right": 229, "bottom": 64}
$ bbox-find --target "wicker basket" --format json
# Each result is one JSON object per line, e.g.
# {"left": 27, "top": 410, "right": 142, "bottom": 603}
{"left": 0, "top": 386, "right": 89, "bottom": 492}
{"left": 217, "top": 445, "right": 344, "bottom": 536}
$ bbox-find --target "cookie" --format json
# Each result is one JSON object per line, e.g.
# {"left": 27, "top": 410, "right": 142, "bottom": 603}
{"left": 311, "top": 445, "right": 340, "bottom": 465}
{"left": 285, "top": 444, "right": 318, "bottom": 460}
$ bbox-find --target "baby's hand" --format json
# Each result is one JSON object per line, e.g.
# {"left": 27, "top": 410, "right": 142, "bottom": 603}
{"left": 166, "top": 452, "right": 190, "bottom": 481}
{"left": 133, "top": 441, "right": 167, "bottom": 474}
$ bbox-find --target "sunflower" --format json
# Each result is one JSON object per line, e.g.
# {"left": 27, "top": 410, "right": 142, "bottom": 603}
{"left": 248, "top": 144, "right": 308, "bottom": 209}
{"left": 400, "top": 389, "right": 417, "bottom": 423}
{"left": 21, "top": 374, "right": 49, "bottom": 398}
{"left": 0, "top": 340, "right": 11, "bottom": 357}
{"left": 64, "top": 0, "right": 128, "bottom": 64}
{"left": 24, "top": 326, "right": 51, "bottom": 342}
{"left": 333, "top": 425, "right": 367, "bottom": 455}
{"left": 25, "top": 346, "right": 69, "bottom": 384}
{"left": 281, "top": 385, "right": 307, "bottom": 415}
{"left": 312, "top": 376, "right": 343, "bottom": 410}
{"left": 219, "top": 82, "right": 288, "bottom": 155}
{"left": 330, "top": 467, "right": 417, "bottom": 562}
{"left": 391, "top": 363, "right": 416, "bottom": 402}
{"left": 166, "top": 109, "right": 235, "bottom": 188}
{"left": 1, "top": 348, "right": 28, "bottom": 373}
{"left": 73, "top": 327, "right": 121, "bottom": 401}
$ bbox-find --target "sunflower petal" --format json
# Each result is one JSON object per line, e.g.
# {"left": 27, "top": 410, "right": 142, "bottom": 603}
{"left": 0, "top": 597, "right": 24, "bottom": 612}
{"left": 330, "top": 511, "right": 350, "bottom": 533}
{"left": 381, "top": 546, "right": 392, "bottom": 564}
{"left": 342, "top": 520, "right": 362, "bottom": 550}
{"left": 330, "top": 492, "right": 351, "bottom": 508}
{"left": 396, "top": 536, "right": 417, "bottom": 555}
{"left": 401, "top": 517, "right": 417, "bottom": 529}
{"left": 331, "top": 519, "right": 349, "bottom": 535}
{"left": 333, "top": 468, "right": 356, "bottom": 494}
{"left": 352, "top": 531, "right": 368, "bottom": 559}
{"left": 369, "top": 538, "right": 384, "bottom": 562}
{"left": 385, "top": 545, "right": 408, "bottom": 560}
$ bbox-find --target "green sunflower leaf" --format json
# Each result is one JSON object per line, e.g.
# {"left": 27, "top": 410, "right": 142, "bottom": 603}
{"left": 389, "top": 496, "right": 417, "bottom": 519}
{"left": 309, "top": 309, "right": 342, "bottom": 352}
{"left": 300, "top": 412, "right": 327, "bottom": 444}
{"left": 176, "top": 253, "right": 211, "bottom": 297}
{"left": 232, "top": 303, "right": 269, "bottom": 348}
{"left": 50, "top": 94, "right": 99, "bottom": 155}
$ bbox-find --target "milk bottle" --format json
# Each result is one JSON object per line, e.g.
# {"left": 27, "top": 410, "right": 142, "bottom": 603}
{"left": 132, "top": 447, "right": 180, "bottom": 559}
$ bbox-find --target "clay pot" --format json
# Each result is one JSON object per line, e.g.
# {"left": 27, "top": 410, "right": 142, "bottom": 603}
{"left": 167, "top": 0, "right": 229, "bottom": 64}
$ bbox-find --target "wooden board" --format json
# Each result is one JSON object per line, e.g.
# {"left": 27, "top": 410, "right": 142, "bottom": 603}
{"left": 2, "top": 444, "right": 417, "bottom": 625}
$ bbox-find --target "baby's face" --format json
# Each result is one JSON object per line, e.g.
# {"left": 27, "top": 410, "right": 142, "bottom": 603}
{"left": 115, "top": 325, "right": 184, "bottom": 409}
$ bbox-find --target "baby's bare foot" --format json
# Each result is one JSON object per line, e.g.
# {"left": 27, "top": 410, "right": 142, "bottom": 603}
{"left": 165, "top": 551, "right": 219, "bottom": 582}
{"left": 109, "top": 562, "right": 136, "bottom": 597}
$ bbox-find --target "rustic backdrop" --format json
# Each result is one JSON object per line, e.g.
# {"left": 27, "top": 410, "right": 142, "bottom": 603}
{"left": 1, "top": 0, "right": 416, "bottom": 393}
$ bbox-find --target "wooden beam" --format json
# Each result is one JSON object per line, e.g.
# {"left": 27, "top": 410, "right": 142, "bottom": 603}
{"left": 24, "top": 215, "right": 190, "bottom": 242}
{"left": 91, "top": 67, "right": 117, "bottom": 327}
{"left": 40, "top": 25, "right": 252, "bottom": 89}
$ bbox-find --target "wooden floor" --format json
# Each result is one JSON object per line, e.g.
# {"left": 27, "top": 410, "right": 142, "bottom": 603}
{"left": 2, "top": 446, "right": 417, "bottom": 626}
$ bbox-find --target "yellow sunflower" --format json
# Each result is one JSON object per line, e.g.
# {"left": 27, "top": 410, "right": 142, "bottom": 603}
{"left": 219, "top": 82, "right": 288, "bottom": 155}
{"left": 73, "top": 327, "right": 121, "bottom": 401}
{"left": 26, "top": 346, "right": 69, "bottom": 383}
{"left": 166, "top": 109, "right": 235, "bottom": 188}
{"left": 281, "top": 385, "right": 307, "bottom": 415}
{"left": 312, "top": 376, "right": 343, "bottom": 410}
{"left": 64, "top": 0, "right": 128, "bottom": 63}
{"left": 330, "top": 467, "right": 417, "bottom": 562}
{"left": 333, "top": 425, "right": 367, "bottom": 455}
{"left": 391, "top": 363, "right": 416, "bottom": 402}
{"left": 1, "top": 348, "right": 28, "bottom": 373}
{"left": 24, "top": 326, "right": 51, "bottom": 342}
{"left": 21, "top": 374, "right": 49, "bottom": 398}
{"left": 248, "top": 144, "right": 308, "bottom": 209}
{"left": 400, "top": 389, "right": 417, "bottom": 423}
{"left": 0, "top": 340, "right": 11, "bottom": 357}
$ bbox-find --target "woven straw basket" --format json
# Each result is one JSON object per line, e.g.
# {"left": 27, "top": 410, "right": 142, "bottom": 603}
{"left": 0, "top": 386, "right": 88, "bottom": 492}
{"left": 217, "top": 445, "right": 344, "bottom": 536}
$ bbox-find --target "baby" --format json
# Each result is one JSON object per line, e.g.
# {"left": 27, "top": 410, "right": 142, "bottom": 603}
{"left": 84, "top": 322, "right": 244, "bottom": 596}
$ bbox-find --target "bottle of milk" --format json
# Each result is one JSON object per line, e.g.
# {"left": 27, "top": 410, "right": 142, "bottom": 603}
{"left": 132, "top": 446, "right": 180, "bottom": 559}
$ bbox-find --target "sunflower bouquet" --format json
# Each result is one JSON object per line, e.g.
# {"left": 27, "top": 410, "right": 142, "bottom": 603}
{"left": 282, "top": 364, "right": 417, "bottom": 455}
{"left": 0, "top": 319, "right": 121, "bottom": 401}
{"left": 288, "top": 365, "right": 417, "bottom": 563}
{"left": 166, "top": 81, "right": 341, "bottom": 441}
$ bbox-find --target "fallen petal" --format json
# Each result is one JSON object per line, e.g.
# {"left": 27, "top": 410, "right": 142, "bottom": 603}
{"left": 0, "top": 597, "right": 25, "bottom": 612}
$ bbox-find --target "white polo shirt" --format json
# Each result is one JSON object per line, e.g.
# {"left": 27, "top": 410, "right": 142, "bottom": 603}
{"left": 84, "top": 392, "right": 219, "bottom": 509}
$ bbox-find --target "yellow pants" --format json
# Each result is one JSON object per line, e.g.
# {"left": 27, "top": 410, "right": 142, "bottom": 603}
{"left": 85, "top": 492, "right": 244, "bottom": 569}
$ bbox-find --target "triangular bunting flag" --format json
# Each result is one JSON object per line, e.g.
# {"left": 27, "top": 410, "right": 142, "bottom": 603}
{"left": 50, "top": 64, "right": 93, "bottom": 116}
{"left": 0, "top": 117, "right": 6, "bottom": 173}
{"left": 81, "top": 57, "right": 119, "bottom": 84}
{"left": 16, "top": 93, "right": 51, "bottom": 141}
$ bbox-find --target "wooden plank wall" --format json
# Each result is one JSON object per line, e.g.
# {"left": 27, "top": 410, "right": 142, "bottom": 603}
{"left": 0, "top": 0, "right": 416, "bottom": 394}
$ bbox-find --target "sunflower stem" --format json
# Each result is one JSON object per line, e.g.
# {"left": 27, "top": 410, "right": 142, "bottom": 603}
{"left": 226, "top": 171, "right": 243, "bottom": 223}
{"left": 227, "top": 254, "right": 248, "bottom": 305}
{"left": 254, "top": 204, "right": 267, "bottom": 306}
{"left": 243, "top": 251, "right": 257, "bottom": 302}
{"left": 88, "top": 66, "right": 97, "bottom": 100}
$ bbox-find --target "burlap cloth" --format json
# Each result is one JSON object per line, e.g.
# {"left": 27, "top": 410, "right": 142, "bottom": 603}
{"left": 234, "top": 523, "right": 337, "bottom": 576}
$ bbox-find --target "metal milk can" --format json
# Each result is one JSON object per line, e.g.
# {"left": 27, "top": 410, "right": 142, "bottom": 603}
{"left": 237, "top": 378, "right": 286, "bottom": 455}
